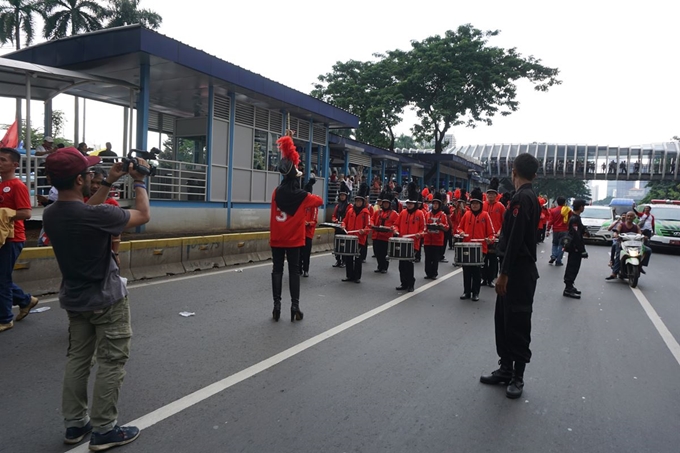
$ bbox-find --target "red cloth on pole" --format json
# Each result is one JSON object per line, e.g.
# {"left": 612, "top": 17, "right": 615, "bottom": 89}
{"left": 0, "top": 120, "right": 19, "bottom": 148}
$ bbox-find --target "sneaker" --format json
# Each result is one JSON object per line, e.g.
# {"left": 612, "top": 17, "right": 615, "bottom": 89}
{"left": 549, "top": 257, "right": 556, "bottom": 264}
{"left": 374, "top": 269, "right": 382, "bottom": 273}
{"left": 303, "top": 271, "right": 309, "bottom": 277}
{"left": 16, "top": 296, "right": 39, "bottom": 322}
{"left": 605, "top": 274, "right": 617, "bottom": 280}
{"left": 460, "top": 293, "right": 471, "bottom": 300}
{"left": 554, "top": 261, "right": 564, "bottom": 267}
{"left": 471, "top": 294, "right": 480, "bottom": 301}
{"left": 64, "top": 422, "right": 92, "bottom": 445}
{"left": 487, "top": 281, "right": 495, "bottom": 288}
{"left": 0, "top": 320, "right": 14, "bottom": 333}
{"left": 639, "top": 268, "right": 646, "bottom": 274}
{"left": 571, "top": 287, "right": 582, "bottom": 295}
{"left": 89, "top": 425, "right": 140, "bottom": 451}
{"left": 380, "top": 270, "right": 387, "bottom": 274}
{"left": 439, "top": 259, "right": 448, "bottom": 263}
{"left": 563, "top": 288, "right": 581, "bottom": 299}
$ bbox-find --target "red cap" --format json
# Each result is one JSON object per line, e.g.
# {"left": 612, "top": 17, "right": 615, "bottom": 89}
{"left": 45, "top": 148, "right": 100, "bottom": 180}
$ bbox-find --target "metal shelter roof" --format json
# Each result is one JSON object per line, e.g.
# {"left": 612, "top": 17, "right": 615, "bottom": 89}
{"left": 5, "top": 25, "right": 358, "bottom": 128}
{"left": 0, "top": 56, "right": 136, "bottom": 101}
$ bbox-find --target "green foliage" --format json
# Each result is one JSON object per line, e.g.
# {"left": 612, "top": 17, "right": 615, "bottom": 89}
{"left": 312, "top": 57, "right": 407, "bottom": 151}
{"left": 390, "top": 25, "right": 561, "bottom": 153}
{"left": 641, "top": 181, "right": 680, "bottom": 203}
{"left": 42, "top": 0, "right": 105, "bottom": 39}
{"left": 394, "top": 134, "right": 418, "bottom": 149}
{"left": 2, "top": 114, "right": 72, "bottom": 148}
{"left": 532, "top": 179, "right": 591, "bottom": 202}
{"left": 0, "top": 0, "right": 40, "bottom": 49}
{"left": 592, "top": 196, "right": 615, "bottom": 206}
{"left": 104, "top": 0, "right": 161, "bottom": 29}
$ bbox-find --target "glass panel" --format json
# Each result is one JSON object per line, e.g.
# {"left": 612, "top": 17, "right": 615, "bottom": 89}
{"left": 267, "top": 132, "right": 279, "bottom": 172}
{"left": 253, "top": 129, "right": 268, "bottom": 170}
{"left": 176, "top": 136, "right": 207, "bottom": 165}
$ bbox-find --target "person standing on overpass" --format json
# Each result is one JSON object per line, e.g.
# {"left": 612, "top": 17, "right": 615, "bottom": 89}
{"left": 43, "top": 148, "right": 151, "bottom": 450}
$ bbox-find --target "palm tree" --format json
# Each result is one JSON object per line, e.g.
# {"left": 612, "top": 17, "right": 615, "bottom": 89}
{"left": 105, "top": 0, "right": 161, "bottom": 30}
{"left": 42, "top": 0, "right": 105, "bottom": 40}
{"left": 0, "top": 0, "right": 41, "bottom": 50}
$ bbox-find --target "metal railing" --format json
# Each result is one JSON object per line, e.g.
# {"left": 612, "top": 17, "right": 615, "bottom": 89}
{"left": 18, "top": 155, "right": 208, "bottom": 206}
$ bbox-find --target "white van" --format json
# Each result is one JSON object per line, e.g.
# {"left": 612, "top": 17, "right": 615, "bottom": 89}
{"left": 581, "top": 205, "right": 614, "bottom": 243}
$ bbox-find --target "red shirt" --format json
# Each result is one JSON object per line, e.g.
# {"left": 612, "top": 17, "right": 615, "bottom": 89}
{"left": 270, "top": 191, "right": 323, "bottom": 248}
{"left": 0, "top": 178, "right": 31, "bottom": 242}
{"left": 483, "top": 200, "right": 505, "bottom": 236}
{"left": 395, "top": 209, "right": 426, "bottom": 251}
{"left": 424, "top": 210, "right": 449, "bottom": 246}
{"left": 371, "top": 208, "right": 399, "bottom": 242}
{"left": 342, "top": 206, "right": 372, "bottom": 246}
{"left": 83, "top": 197, "right": 120, "bottom": 207}
{"left": 304, "top": 206, "right": 318, "bottom": 239}
{"left": 548, "top": 206, "right": 571, "bottom": 232}
{"left": 539, "top": 206, "right": 550, "bottom": 229}
{"left": 456, "top": 210, "right": 495, "bottom": 254}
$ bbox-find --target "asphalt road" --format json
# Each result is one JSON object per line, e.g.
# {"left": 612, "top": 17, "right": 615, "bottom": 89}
{"left": 2, "top": 240, "right": 679, "bottom": 453}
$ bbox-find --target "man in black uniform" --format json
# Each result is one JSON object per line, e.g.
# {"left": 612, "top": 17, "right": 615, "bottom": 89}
{"left": 563, "top": 199, "right": 589, "bottom": 299}
{"left": 480, "top": 153, "right": 540, "bottom": 399}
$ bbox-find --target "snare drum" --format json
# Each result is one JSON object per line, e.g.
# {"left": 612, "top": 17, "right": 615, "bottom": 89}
{"left": 334, "top": 234, "right": 359, "bottom": 256}
{"left": 487, "top": 237, "right": 499, "bottom": 254}
{"left": 454, "top": 242, "right": 484, "bottom": 266}
{"left": 388, "top": 237, "right": 415, "bottom": 261}
{"left": 426, "top": 223, "right": 442, "bottom": 232}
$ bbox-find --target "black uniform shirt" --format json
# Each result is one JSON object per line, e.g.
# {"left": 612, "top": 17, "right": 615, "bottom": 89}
{"left": 498, "top": 183, "right": 541, "bottom": 276}
{"left": 567, "top": 214, "right": 587, "bottom": 253}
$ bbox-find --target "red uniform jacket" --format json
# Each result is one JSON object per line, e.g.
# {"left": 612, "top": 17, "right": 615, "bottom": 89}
{"left": 395, "top": 209, "right": 426, "bottom": 251}
{"left": 449, "top": 207, "right": 464, "bottom": 232}
{"left": 304, "top": 206, "right": 318, "bottom": 239}
{"left": 424, "top": 210, "right": 449, "bottom": 246}
{"left": 343, "top": 206, "right": 372, "bottom": 246}
{"left": 456, "top": 210, "right": 495, "bottom": 254}
{"left": 547, "top": 206, "right": 571, "bottom": 233}
{"left": 483, "top": 200, "right": 505, "bottom": 236}
{"left": 270, "top": 192, "right": 323, "bottom": 248}
{"left": 538, "top": 206, "right": 549, "bottom": 229}
{"left": 371, "top": 208, "right": 399, "bottom": 242}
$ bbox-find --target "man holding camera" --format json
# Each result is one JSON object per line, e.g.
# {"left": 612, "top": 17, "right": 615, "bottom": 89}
{"left": 43, "top": 147, "right": 151, "bottom": 451}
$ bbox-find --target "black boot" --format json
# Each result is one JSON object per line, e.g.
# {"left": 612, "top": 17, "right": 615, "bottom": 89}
{"left": 480, "top": 358, "right": 513, "bottom": 385}
{"left": 271, "top": 273, "right": 282, "bottom": 321}
{"left": 290, "top": 271, "right": 303, "bottom": 322}
{"left": 506, "top": 362, "right": 525, "bottom": 399}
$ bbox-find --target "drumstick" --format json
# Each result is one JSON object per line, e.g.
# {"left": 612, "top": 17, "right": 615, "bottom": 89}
{"left": 401, "top": 234, "right": 418, "bottom": 238}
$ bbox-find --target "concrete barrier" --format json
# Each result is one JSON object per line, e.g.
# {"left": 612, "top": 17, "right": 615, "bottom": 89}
{"left": 182, "top": 235, "right": 226, "bottom": 272}
{"left": 129, "top": 238, "right": 185, "bottom": 280}
{"left": 13, "top": 228, "right": 335, "bottom": 295}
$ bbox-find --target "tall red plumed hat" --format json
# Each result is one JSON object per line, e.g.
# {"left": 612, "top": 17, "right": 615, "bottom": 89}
{"left": 276, "top": 132, "right": 302, "bottom": 178}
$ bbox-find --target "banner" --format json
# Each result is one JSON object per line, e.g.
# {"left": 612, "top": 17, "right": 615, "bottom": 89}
{"left": 0, "top": 120, "right": 19, "bottom": 148}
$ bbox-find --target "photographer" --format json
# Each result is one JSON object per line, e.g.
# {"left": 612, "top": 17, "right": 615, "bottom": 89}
{"left": 43, "top": 147, "right": 150, "bottom": 450}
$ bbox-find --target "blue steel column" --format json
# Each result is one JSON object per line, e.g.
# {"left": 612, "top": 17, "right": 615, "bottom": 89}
{"left": 206, "top": 84, "right": 214, "bottom": 202}
{"left": 367, "top": 161, "right": 372, "bottom": 188}
{"left": 343, "top": 150, "right": 349, "bottom": 176}
{"left": 323, "top": 127, "right": 330, "bottom": 209}
{"left": 135, "top": 61, "right": 150, "bottom": 150}
{"left": 435, "top": 162, "right": 441, "bottom": 189}
{"left": 226, "top": 92, "right": 236, "bottom": 228}
{"left": 381, "top": 160, "right": 386, "bottom": 186}
{"left": 44, "top": 100, "right": 53, "bottom": 138}
{"left": 305, "top": 119, "right": 313, "bottom": 181}
{"left": 397, "top": 163, "right": 402, "bottom": 185}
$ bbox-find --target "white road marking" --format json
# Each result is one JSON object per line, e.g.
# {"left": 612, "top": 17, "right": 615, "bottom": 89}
{"left": 65, "top": 266, "right": 462, "bottom": 453}
{"left": 630, "top": 287, "right": 680, "bottom": 367}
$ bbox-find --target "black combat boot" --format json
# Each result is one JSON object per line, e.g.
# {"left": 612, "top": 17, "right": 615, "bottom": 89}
{"left": 480, "top": 358, "right": 513, "bottom": 385}
{"left": 506, "top": 361, "right": 526, "bottom": 399}
{"left": 271, "top": 273, "right": 283, "bottom": 321}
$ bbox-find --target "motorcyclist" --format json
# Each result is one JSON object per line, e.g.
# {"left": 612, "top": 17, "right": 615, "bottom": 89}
{"left": 605, "top": 211, "right": 651, "bottom": 280}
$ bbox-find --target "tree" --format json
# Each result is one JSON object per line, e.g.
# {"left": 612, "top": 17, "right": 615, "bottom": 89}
{"left": 0, "top": 0, "right": 40, "bottom": 49}
{"left": 641, "top": 181, "right": 680, "bottom": 203}
{"left": 532, "top": 179, "right": 591, "bottom": 202}
{"left": 389, "top": 24, "right": 561, "bottom": 153}
{"left": 394, "top": 134, "right": 417, "bottom": 149}
{"left": 42, "top": 0, "right": 104, "bottom": 40}
{"left": 312, "top": 57, "right": 406, "bottom": 151}
{"left": 104, "top": 0, "right": 161, "bottom": 29}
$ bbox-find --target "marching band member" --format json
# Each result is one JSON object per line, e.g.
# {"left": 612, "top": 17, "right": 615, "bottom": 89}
{"left": 270, "top": 134, "right": 323, "bottom": 322}
{"left": 331, "top": 183, "right": 351, "bottom": 268}
{"left": 448, "top": 189, "right": 465, "bottom": 250}
{"left": 456, "top": 188, "right": 495, "bottom": 301}
{"left": 372, "top": 190, "right": 399, "bottom": 274}
{"left": 341, "top": 185, "right": 372, "bottom": 283}
{"left": 299, "top": 176, "right": 318, "bottom": 278}
{"left": 482, "top": 178, "right": 505, "bottom": 287}
{"left": 394, "top": 196, "right": 426, "bottom": 293}
{"left": 424, "top": 193, "right": 449, "bottom": 279}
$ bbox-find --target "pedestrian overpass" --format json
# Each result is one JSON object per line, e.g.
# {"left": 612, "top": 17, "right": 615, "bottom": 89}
{"left": 447, "top": 142, "right": 680, "bottom": 181}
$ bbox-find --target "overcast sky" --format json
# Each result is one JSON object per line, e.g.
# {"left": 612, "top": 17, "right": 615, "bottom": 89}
{"left": 1, "top": 0, "right": 679, "bottom": 151}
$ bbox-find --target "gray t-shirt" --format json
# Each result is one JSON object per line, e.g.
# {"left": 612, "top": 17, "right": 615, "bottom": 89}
{"left": 43, "top": 201, "right": 131, "bottom": 312}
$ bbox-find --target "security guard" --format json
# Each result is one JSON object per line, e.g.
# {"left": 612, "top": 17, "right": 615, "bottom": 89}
{"left": 480, "top": 153, "right": 541, "bottom": 400}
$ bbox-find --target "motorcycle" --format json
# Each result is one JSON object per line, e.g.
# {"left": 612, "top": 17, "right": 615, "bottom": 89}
{"left": 617, "top": 232, "right": 645, "bottom": 288}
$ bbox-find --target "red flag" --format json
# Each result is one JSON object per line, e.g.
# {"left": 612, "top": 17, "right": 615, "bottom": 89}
{"left": 0, "top": 120, "right": 19, "bottom": 148}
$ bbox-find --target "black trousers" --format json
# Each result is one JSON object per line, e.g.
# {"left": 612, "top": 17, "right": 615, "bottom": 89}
{"left": 424, "top": 245, "right": 440, "bottom": 278}
{"left": 299, "top": 237, "right": 313, "bottom": 273}
{"left": 272, "top": 247, "right": 301, "bottom": 303}
{"left": 374, "top": 239, "right": 389, "bottom": 271}
{"left": 344, "top": 245, "right": 365, "bottom": 281}
{"left": 563, "top": 251, "right": 582, "bottom": 288}
{"left": 360, "top": 239, "right": 368, "bottom": 262}
{"left": 462, "top": 265, "right": 482, "bottom": 295}
{"left": 415, "top": 239, "right": 423, "bottom": 260}
{"left": 483, "top": 252, "right": 499, "bottom": 283}
{"left": 399, "top": 260, "right": 415, "bottom": 288}
{"left": 494, "top": 266, "right": 537, "bottom": 364}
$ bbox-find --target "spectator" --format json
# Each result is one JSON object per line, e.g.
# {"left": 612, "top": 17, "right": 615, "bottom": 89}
{"left": 330, "top": 170, "right": 337, "bottom": 183}
{"left": 35, "top": 136, "right": 54, "bottom": 156}
{"left": 43, "top": 147, "right": 150, "bottom": 449}
{"left": 98, "top": 142, "right": 118, "bottom": 164}
{"left": 547, "top": 196, "right": 571, "bottom": 266}
{"left": 0, "top": 147, "right": 39, "bottom": 333}
{"left": 77, "top": 142, "right": 91, "bottom": 156}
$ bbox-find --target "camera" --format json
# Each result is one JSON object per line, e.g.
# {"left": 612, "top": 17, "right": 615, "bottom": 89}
{"left": 121, "top": 148, "right": 160, "bottom": 177}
